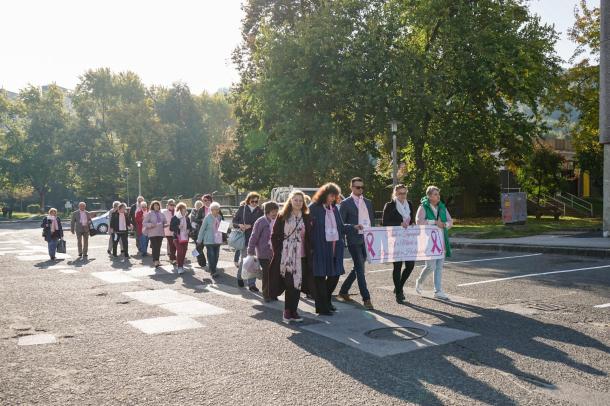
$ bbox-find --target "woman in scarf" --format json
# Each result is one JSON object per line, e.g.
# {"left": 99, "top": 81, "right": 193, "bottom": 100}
{"left": 415, "top": 185, "right": 453, "bottom": 300}
{"left": 269, "top": 190, "right": 314, "bottom": 323}
{"left": 135, "top": 201, "right": 149, "bottom": 257}
{"left": 382, "top": 184, "right": 416, "bottom": 304}
{"left": 309, "top": 183, "right": 362, "bottom": 315}
{"left": 110, "top": 203, "right": 132, "bottom": 259}
{"left": 170, "top": 202, "right": 193, "bottom": 275}
{"left": 41, "top": 208, "right": 64, "bottom": 261}
{"left": 143, "top": 201, "right": 167, "bottom": 267}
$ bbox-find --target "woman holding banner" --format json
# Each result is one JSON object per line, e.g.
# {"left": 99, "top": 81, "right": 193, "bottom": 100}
{"left": 382, "top": 184, "right": 416, "bottom": 304}
{"left": 415, "top": 186, "right": 453, "bottom": 300}
{"left": 309, "top": 183, "right": 362, "bottom": 315}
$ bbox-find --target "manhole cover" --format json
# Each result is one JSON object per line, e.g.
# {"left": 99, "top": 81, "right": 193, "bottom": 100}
{"left": 365, "top": 327, "right": 428, "bottom": 341}
{"left": 525, "top": 303, "right": 566, "bottom": 312}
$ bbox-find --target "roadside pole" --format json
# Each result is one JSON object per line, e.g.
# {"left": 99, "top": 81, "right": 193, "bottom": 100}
{"left": 601, "top": 0, "right": 610, "bottom": 236}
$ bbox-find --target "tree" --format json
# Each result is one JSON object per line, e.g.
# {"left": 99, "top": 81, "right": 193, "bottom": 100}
{"left": 548, "top": 1, "right": 601, "bottom": 189}
{"left": 226, "top": 0, "right": 561, "bottom": 207}
{"left": 0, "top": 85, "right": 71, "bottom": 210}
{"left": 516, "top": 144, "right": 565, "bottom": 218}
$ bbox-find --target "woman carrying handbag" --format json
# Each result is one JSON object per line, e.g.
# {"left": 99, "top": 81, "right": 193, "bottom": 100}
{"left": 41, "top": 208, "right": 64, "bottom": 261}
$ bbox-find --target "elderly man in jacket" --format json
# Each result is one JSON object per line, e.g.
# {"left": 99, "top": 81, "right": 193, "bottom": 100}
{"left": 71, "top": 201, "right": 92, "bottom": 258}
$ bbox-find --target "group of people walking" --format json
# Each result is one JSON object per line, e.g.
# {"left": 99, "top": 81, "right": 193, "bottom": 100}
{"left": 40, "top": 179, "right": 453, "bottom": 323}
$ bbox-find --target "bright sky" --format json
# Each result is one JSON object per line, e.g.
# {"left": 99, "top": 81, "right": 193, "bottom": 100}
{"left": 0, "top": 0, "right": 600, "bottom": 94}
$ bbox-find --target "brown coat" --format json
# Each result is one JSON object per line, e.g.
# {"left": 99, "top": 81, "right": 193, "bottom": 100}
{"left": 269, "top": 212, "right": 315, "bottom": 298}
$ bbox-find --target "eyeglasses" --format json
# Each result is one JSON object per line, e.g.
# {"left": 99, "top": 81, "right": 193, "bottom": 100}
{"left": 353, "top": 185, "right": 365, "bottom": 190}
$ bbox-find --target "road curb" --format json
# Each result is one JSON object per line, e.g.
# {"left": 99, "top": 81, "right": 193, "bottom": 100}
{"left": 451, "top": 241, "right": 610, "bottom": 259}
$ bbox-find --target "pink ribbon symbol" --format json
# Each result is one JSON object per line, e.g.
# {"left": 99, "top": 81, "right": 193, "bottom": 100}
{"left": 365, "top": 232, "right": 376, "bottom": 257}
{"left": 430, "top": 230, "right": 442, "bottom": 254}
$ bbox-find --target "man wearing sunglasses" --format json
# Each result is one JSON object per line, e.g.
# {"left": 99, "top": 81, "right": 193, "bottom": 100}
{"left": 338, "top": 177, "right": 375, "bottom": 310}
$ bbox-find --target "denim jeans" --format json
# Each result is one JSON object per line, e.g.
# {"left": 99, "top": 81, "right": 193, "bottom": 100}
{"left": 417, "top": 258, "right": 445, "bottom": 293}
{"left": 236, "top": 249, "right": 255, "bottom": 287}
{"left": 47, "top": 239, "right": 58, "bottom": 259}
{"left": 139, "top": 234, "right": 149, "bottom": 256}
{"left": 206, "top": 244, "right": 221, "bottom": 274}
{"left": 339, "top": 244, "right": 370, "bottom": 300}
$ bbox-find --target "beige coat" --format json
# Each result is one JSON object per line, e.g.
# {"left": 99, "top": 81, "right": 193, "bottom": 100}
{"left": 70, "top": 210, "right": 92, "bottom": 234}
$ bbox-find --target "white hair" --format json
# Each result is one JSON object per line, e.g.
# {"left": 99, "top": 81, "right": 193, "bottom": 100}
{"left": 209, "top": 202, "right": 221, "bottom": 210}
{"left": 426, "top": 186, "right": 440, "bottom": 196}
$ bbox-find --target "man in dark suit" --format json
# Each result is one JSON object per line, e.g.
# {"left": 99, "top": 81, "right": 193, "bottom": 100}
{"left": 338, "top": 177, "right": 375, "bottom": 310}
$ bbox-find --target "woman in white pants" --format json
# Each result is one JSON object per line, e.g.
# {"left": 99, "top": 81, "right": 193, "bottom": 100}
{"left": 415, "top": 186, "right": 453, "bottom": 300}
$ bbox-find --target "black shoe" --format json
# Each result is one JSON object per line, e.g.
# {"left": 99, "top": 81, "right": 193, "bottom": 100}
{"left": 329, "top": 304, "right": 337, "bottom": 312}
{"left": 238, "top": 279, "right": 245, "bottom": 288}
{"left": 318, "top": 311, "right": 333, "bottom": 316}
{"left": 396, "top": 295, "right": 405, "bottom": 304}
{"left": 78, "top": 253, "right": 82, "bottom": 258}
{"left": 397, "top": 290, "right": 405, "bottom": 301}
{"left": 249, "top": 286, "right": 260, "bottom": 293}
{"left": 107, "top": 250, "right": 111, "bottom": 255}
{"left": 125, "top": 254, "right": 130, "bottom": 259}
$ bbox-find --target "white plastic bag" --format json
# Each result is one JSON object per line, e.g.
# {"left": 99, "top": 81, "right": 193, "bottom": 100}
{"left": 242, "top": 255, "right": 262, "bottom": 280}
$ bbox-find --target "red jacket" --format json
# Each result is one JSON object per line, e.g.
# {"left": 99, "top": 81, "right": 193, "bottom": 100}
{"left": 135, "top": 209, "right": 148, "bottom": 235}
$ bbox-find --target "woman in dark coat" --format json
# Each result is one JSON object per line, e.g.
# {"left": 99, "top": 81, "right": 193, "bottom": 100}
{"left": 41, "top": 208, "right": 64, "bottom": 260}
{"left": 233, "top": 192, "right": 264, "bottom": 290}
{"left": 269, "top": 190, "right": 314, "bottom": 323}
{"left": 309, "top": 183, "right": 361, "bottom": 315}
{"left": 110, "top": 203, "right": 133, "bottom": 258}
{"left": 382, "top": 184, "right": 416, "bottom": 304}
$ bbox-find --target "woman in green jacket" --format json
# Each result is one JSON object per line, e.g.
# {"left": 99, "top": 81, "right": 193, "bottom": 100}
{"left": 415, "top": 186, "right": 453, "bottom": 300}
{"left": 196, "top": 202, "right": 223, "bottom": 277}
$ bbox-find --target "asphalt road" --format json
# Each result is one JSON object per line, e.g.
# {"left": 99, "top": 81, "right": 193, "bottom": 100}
{"left": 1, "top": 223, "right": 608, "bottom": 405}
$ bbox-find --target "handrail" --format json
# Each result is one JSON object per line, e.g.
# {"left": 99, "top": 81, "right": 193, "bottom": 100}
{"left": 556, "top": 192, "right": 594, "bottom": 216}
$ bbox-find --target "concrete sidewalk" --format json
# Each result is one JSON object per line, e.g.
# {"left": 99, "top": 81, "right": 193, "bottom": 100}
{"left": 452, "top": 234, "right": 610, "bottom": 258}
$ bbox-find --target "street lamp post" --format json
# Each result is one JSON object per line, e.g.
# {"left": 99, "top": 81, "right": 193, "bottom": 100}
{"left": 125, "top": 168, "right": 130, "bottom": 206}
{"left": 136, "top": 161, "right": 142, "bottom": 197}
{"left": 389, "top": 120, "right": 399, "bottom": 188}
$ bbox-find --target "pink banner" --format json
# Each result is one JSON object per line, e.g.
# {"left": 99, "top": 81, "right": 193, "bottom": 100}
{"left": 363, "top": 226, "right": 445, "bottom": 263}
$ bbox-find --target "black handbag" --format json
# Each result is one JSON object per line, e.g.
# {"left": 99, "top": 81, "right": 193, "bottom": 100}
{"left": 56, "top": 239, "right": 66, "bottom": 254}
{"left": 89, "top": 221, "right": 97, "bottom": 237}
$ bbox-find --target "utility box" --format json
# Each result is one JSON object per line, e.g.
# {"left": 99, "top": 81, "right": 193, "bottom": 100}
{"left": 501, "top": 192, "right": 527, "bottom": 225}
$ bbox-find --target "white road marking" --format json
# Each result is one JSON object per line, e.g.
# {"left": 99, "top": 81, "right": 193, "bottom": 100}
{"left": 58, "top": 269, "right": 79, "bottom": 274}
{"left": 458, "top": 265, "right": 610, "bottom": 287}
{"left": 91, "top": 271, "right": 139, "bottom": 284}
{"left": 159, "top": 300, "right": 228, "bottom": 317}
{"left": 447, "top": 253, "right": 543, "bottom": 264}
{"left": 123, "top": 289, "right": 195, "bottom": 305}
{"left": 18, "top": 334, "right": 57, "bottom": 346}
{"left": 122, "top": 267, "right": 170, "bottom": 277}
{"left": 593, "top": 303, "right": 610, "bottom": 309}
{"left": 127, "top": 316, "right": 203, "bottom": 334}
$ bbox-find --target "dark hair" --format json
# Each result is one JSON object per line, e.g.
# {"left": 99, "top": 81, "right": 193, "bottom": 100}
{"left": 202, "top": 194, "right": 213, "bottom": 202}
{"left": 351, "top": 177, "right": 364, "bottom": 186}
{"left": 263, "top": 201, "right": 279, "bottom": 215}
{"left": 312, "top": 183, "right": 341, "bottom": 205}
{"left": 150, "top": 200, "right": 161, "bottom": 211}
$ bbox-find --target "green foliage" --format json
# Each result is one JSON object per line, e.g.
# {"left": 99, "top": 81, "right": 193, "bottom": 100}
{"left": 516, "top": 144, "right": 565, "bottom": 203}
{"left": 226, "top": 0, "right": 561, "bottom": 204}
{"left": 547, "top": 1, "right": 601, "bottom": 188}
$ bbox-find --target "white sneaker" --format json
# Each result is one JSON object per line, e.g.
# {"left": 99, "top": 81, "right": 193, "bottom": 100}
{"left": 434, "top": 291, "right": 449, "bottom": 300}
{"left": 415, "top": 279, "right": 422, "bottom": 295}
{"left": 177, "top": 267, "right": 185, "bottom": 275}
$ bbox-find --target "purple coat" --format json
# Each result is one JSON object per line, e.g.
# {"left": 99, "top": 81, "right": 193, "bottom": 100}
{"left": 247, "top": 215, "right": 274, "bottom": 259}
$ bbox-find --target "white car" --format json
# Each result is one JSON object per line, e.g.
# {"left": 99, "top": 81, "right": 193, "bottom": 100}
{"left": 91, "top": 210, "right": 112, "bottom": 234}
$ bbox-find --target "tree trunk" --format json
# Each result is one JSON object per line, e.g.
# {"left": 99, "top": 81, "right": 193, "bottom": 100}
{"left": 38, "top": 190, "right": 46, "bottom": 214}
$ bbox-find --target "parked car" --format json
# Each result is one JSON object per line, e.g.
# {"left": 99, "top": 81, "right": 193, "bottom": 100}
{"left": 270, "top": 186, "right": 344, "bottom": 206}
{"left": 91, "top": 208, "right": 131, "bottom": 234}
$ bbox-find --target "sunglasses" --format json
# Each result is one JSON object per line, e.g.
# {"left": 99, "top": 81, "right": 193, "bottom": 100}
{"left": 353, "top": 185, "right": 365, "bottom": 190}
{"left": 251, "top": 200, "right": 259, "bottom": 204}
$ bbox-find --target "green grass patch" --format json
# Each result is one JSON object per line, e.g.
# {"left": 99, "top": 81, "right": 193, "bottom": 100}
{"left": 450, "top": 216, "right": 602, "bottom": 239}
{"left": 0, "top": 212, "right": 45, "bottom": 221}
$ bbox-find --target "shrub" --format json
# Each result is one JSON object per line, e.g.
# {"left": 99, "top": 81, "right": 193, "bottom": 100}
{"left": 27, "top": 204, "right": 40, "bottom": 213}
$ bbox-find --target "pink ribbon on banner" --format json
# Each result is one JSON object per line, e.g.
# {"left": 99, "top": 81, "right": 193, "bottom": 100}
{"left": 430, "top": 230, "right": 442, "bottom": 254}
{"left": 365, "top": 232, "right": 376, "bottom": 257}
